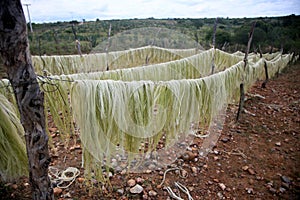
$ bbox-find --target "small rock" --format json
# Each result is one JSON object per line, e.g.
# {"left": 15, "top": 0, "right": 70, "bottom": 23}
{"left": 281, "top": 182, "right": 289, "bottom": 189}
{"left": 281, "top": 176, "right": 291, "bottom": 184}
{"left": 53, "top": 187, "right": 62, "bottom": 195}
{"left": 181, "top": 169, "right": 188, "bottom": 177}
{"left": 248, "top": 168, "right": 255, "bottom": 175}
{"left": 221, "top": 138, "right": 230, "bottom": 143}
{"left": 11, "top": 184, "right": 18, "bottom": 189}
{"left": 246, "top": 188, "right": 254, "bottom": 194}
{"left": 279, "top": 187, "right": 286, "bottom": 193}
{"left": 24, "top": 182, "right": 30, "bottom": 187}
{"left": 269, "top": 187, "right": 277, "bottom": 194}
{"left": 117, "top": 188, "right": 124, "bottom": 195}
{"left": 181, "top": 151, "right": 195, "bottom": 161}
{"left": 156, "top": 184, "right": 162, "bottom": 189}
{"left": 275, "top": 142, "right": 281, "bottom": 146}
{"left": 191, "top": 166, "right": 198, "bottom": 174}
{"left": 136, "top": 177, "right": 144, "bottom": 183}
{"left": 145, "top": 169, "right": 152, "bottom": 174}
{"left": 108, "top": 172, "right": 113, "bottom": 178}
{"left": 242, "top": 165, "right": 249, "bottom": 171}
{"left": 130, "top": 184, "right": 143, "bottom": 194}
{"left": 148, "top": 164, "right": 156, "bottom": 170}
{"left": 120, "top": 169, "right": 127, "bottom": 175}
{"left": 148, "top": 190, "right": 158, "bottom": 196}
{"left": 217, "top": 192, "right": 223, "bottom": 199}
{"left": 62, "top": 192, "right": 71, "bottom": 198}
{"left": 142, "top": 194, "right": 148, "bottom": 199}
{"left": 77, "top": 177, "right": 84, "bottom": 183}
{"left": 127, "top": 179, "right": 136, "bottom": 187}
{"left": 213, "top": 178, "right": 219, "bottom": 183}
{"left": 219, "top": 183, "right": 226, "bottom": 190}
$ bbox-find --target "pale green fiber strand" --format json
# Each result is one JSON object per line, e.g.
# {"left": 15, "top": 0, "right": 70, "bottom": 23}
{"left": 0, "top": 94, "right": 28, "bottom": 181}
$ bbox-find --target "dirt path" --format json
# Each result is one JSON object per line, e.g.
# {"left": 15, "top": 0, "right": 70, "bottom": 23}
{"left": 1, "top": 62, "right": 299, "bottom": 200}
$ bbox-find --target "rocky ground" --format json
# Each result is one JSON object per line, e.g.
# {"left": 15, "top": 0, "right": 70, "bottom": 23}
{"left": 1, "top": 61, "right": 299, "bottom": 200}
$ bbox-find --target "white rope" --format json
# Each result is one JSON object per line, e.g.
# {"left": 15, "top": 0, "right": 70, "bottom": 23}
{"left": 49, "top": 166, "right": 80, "bottom": 189}
{"left": 166, "top": 182, "right": 194, "bottom": 200}
{"left": 175, "top": 182, "right": 194, "bottom": 200}
{"left": 166, "top": 186, "right": 184, "bottom": 200}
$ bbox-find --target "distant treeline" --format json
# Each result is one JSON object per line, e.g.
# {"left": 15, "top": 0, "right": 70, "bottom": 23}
{"left": 27, "top": 14, "right": 300, "bottom": 55}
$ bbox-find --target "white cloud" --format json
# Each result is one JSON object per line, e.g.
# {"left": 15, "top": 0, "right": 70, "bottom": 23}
{"left": 21, "top": 0, "right": 300, "bottom": 23}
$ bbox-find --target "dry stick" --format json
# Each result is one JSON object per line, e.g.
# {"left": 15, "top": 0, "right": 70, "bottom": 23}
{"left": 211, "top": 17, "right": 218, "bottom": 74}
{"left": 236, "top": 21, "right": 256, "bottom": 122}
{"left": 258, "top": 44, "right": 263, "bottom": 58}
{"left": 52, "top": 29, "right": 60, "bottom": 54}
{"left": 105, "top": 23, "right": 112, "bottom": 71}
{"left": 261, "top": 61, "right": 269, "bottom": 88}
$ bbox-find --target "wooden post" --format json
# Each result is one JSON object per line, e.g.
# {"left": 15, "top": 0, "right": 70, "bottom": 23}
{"left": 52, "top": 29, "right": 60, "bottom": 54}
{"left": 236, "top": 21, "right": 256, "bottom": 121}
{"left": 261, "top": 61, "right": 269, "bottom": 88}
{"left": 0, "top": 1, "right": 54, "bottom": 199}
{"left": 211, "top": 17, "right": 218, "bottom": 74}
{"left": 105, "top": 23, "right": 112, "bottom": 71}
{"left": 258, "top": 44, "right": 263, "bottom": 58}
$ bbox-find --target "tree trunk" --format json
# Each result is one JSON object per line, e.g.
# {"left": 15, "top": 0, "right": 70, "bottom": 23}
{"left": 0, "top": 1, "right": 53, "bottom": 199}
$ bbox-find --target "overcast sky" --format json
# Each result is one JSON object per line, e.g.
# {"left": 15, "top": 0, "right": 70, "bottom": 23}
{"left": 21, "top": 0, "right": 300, "bottom": 23}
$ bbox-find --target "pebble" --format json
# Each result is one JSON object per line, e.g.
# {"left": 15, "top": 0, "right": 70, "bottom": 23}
{"left": 136, "top": 177, "right": 144, "bottom": 183}
{"left": 248, "top": 168, "right": 255, "bottom": 175}
{"left": 242, "top": 165, "right": 249, "bottom": 171}
{"left": 275, "top": 142, "right": 281, "bottom": 146}
{"left": 281, "top": 175, "right": 291, "bottom": 184}
{"left": 127, "top": 179, "right": 136, "bottom": 187}
{"left": 24, "top": 182, "right": 30, "bottom": 187}
{"left": 281, "top": 182, "right": 289, "bottom": 189}
{"left": 182, "top": 151, "right": 196, "bottom": 161}
{"left": 269, "top": 187, "right": 277, "bottom": 194}
{"left": 279, "top": 187, "right": 286, "bottom": 193}
{"left": 77, "top": 177, "right": 84, "bottom": 183}
{"left": 148, "top": 190, "right": 158, "bottom": 196}
{"left": 217, "top": 192, "right": 223, "bottom": 199}
{"left": 120, "top": 169, "right": 127, "bottom": 175}
{"left": 62, "top": 192, "right": 71, "bottom": 198}
{"left": 53, "top": 187, "right": 63, "bottom": 195}
{"left": 181, "top": 169, "right": 188, "bottom": 177}
{"left": 246, "top": 188, "right": 254, "bottom": 194}
{"left": 191, "top": 166, "right": 198, "bottom": 174}
{"left": 221, "top": 138, "right": 230, "bottom": 143}
{"left": 130, "top": 184, "right": 143, "bottom": 194}
{"left": 213, "top": 178, "right": 219, "bottom": 183}
{"left": 117, "top": 188, "right": 124, "bottom": 195}
{"left": 249, "top": 179, "right": 254, "bottom": 185}
{"left": 219, "top": 183, "right": 226, "bottom": 190}
{"left": 11, "top": 184, "right": 18, "bottom": 189}
{"left": 148, "top": 164, "right": 156, "bottom": 170}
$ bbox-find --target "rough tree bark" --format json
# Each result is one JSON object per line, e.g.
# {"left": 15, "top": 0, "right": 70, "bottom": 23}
{"left": 0, "top": 1, "right": 54, "bottom": 199}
